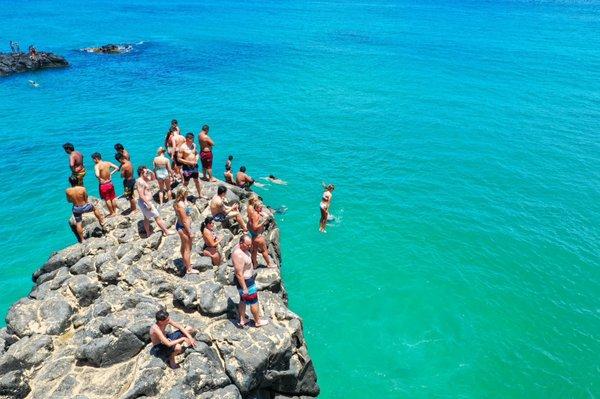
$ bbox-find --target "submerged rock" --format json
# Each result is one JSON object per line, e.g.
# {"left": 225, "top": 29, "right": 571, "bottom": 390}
{"left": 0, "top": 52, "right": 68, "bottom": 77}
{"left": 82, "top": 43, "right": 133, "bottom": 54}
{"left": 0, "top": 180, "right": 319, "bottom": 398}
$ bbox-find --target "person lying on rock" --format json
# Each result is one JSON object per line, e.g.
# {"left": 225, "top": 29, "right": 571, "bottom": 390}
{"left": 210, "top": 185, "right": 248, "bottom": 233}
{"left": 66, "top": 176, "right": 105, "bottom": 242}
{"left": 149, "top": 309, "right": 196, "bottom": 369}
{"left": 233, "top": 235, "right": 269, "bottom": 327}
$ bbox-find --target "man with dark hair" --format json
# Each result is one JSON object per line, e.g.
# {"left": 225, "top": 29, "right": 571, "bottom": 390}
{"left": 63, "top": 143, "right": 86, "bottom": 186}
{"left": 66, "top": 176, "right": 105, "bottom": 242}
{"left": 135, "top": 166, "right": 172, "bottom": 237}
{"left": 199, "top": 124, "right": 215, "bottom": 182}
{"left": 92, "top": 152, "right": 119, "bottom": 216}
{"left": 179, "top": 132, "right": 202, "bottom": 198}
{"left": 232, "top": 235, "right": 269, "bottom": 327}
{"left": 116, "top": 153, "right": 136, "bottom": 213}
{"left": 170, "top": 119, "right": 180, "bottom": 134}
{"left": 209, "top": 185, "right": 247, "bottom": 232}
{"left": 236, "top": 166, "right": 254, "bottom": 190}
{"left": 114, "top": 143, "right": 130, "bottom": 163}
{"left": 224, "top": 164, "right": 235, "bottom": 184}
{"left": 149, "top": 309, "right": 196, "bottom": 369}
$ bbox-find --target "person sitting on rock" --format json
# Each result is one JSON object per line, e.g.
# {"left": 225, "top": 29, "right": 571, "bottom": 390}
{"left": 66, "top": 176, "right": 105, "bottom": 242}
{"left": 224, "top": 164, "right": 235, "bottom": 185}
{"left": 209, "top": 185, "right": 247, "bottom": 233}
{"left": 174, "top": 186, "right": 197, "bottom": 275}
{"left": 149, "top": 309, "right": 196, "bottom": 369}
{"left": 135, "top": 166, "right": 173, "bottom": 237}
{"left": 236, "top": 166, "right": 254, "bottom": 190}
{"left": 116, "top": 153, "right": 136, "bottom": 213}
{"left": 201, "top": 216, "right": 222, "bottom": 266}
{"left": 232, "top": 235, "right": 269, "bottom": 327}
{"left": 247, "top": 196, "right": 274, "bottom": 268}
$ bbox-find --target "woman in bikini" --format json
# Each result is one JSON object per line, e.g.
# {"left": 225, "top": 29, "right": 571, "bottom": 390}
{"left": 319, "top": 183, "right": 335, "bottom": 233}
{"left": 154, "top": 147, "right": 173, "bottom": 205}
{"left": 200, "top": 216, "right": 223, "bottom": 266}
{"left": 247, "top": 196, "right": 274, "bottom": 268}
{"left": 174, "top": 187, "right": 197, "bottom": 274}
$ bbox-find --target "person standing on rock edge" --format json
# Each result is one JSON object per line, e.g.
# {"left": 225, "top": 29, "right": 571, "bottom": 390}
{"left": 149, "top": 309, "right": 197, "bottom": 369}
{"left": 199, "top": 124, "right": 216, "bottom": 182}
{"left": 63, "top": 143, "right": 86, "bottom": 186}
{"left": 116, "top": 153, "right": 136, "bottom": 213}
{"left": 66, "top": 176, "right": 105, "bottom": 242}
{"left": 136, "top": 166, "right": 173, "bottom": 237}
{"left": 92, "top": 152, "right": 119, "bottom": 217}
{"left": 153, "top": 147, "right": 174, "bottom": 205}
{"left": 233, "top": 235, "right": 269, "bottom": 328}
{"left": 319, "top": 183, "right": 335, "bottom": 233}
{"left": 169, "top": 125, "right": 186, "bottom": 182}
{"left": 179, "top": 132, "right": 203, "bottom": 198}
{"left": 247, "top": 196, "right": 274, "bottom": 268}
{"left": 174, "top": 186, "right": 197, "bottom": 275}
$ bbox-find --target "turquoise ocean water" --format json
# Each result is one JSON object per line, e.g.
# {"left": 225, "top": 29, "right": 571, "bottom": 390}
{"left": 1, "top": 0, "right": 599, "bottom": 397}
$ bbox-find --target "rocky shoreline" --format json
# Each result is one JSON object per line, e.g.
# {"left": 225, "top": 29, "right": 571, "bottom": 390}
{"left": 0, "top": 181, "right": 319, "bottom": 399}
{"left": 0, "top": 52, "right": 68, "bottom": 77}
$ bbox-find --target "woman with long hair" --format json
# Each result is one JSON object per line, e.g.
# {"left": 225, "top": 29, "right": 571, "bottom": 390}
{"left": 153, "top": 147, "right": 173, "bottom": 204}
{"left": 200, "top": 216, "right": 222, "bottom": 266}
{"left": 174, "top": 187, "right": 197, "bottom": 274}
{"left": 247, "top": 196, "right": 274, "bottom": 268}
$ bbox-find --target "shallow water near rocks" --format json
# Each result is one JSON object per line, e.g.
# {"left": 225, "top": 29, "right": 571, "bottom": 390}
{"left": 0, "top": 0, "right": 599, "bottom": 397}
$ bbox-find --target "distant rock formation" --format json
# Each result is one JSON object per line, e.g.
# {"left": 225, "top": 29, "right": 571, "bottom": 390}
{"left": 82, "top": 44, "right": 133, "bottom": 54}
{"left": 0, "top": 52, "right": 68, "bottom": 77}
{"left": 0, "top": 181, "right": 319, "bottom": 399}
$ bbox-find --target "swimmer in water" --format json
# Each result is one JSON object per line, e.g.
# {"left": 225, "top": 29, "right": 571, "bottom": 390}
{"left": 28, "top": 80, "right": 39, "bottom": 88}
{"left": 266, "top": 175, "right": 287, "bottom": 185}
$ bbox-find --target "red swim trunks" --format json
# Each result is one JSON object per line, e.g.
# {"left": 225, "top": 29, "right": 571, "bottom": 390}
{"left": 99, "top": 181, "right": 116, "bottom": 201}
{"left": 200, "top": 150, "right": 213, "bottom": 169}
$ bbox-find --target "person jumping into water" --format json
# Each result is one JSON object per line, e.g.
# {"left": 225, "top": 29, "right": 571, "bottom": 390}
{"left": 319, "top": 183, "right": 335, "bottom": 233}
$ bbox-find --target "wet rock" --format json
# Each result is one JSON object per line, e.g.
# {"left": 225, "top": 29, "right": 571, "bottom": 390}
{"left": 0, "top": 51, "right": 68, "bottom": 77}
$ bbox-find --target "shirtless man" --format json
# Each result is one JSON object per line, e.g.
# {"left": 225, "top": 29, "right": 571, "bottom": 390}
{"left": 66, "top": 176, "right": 105, "bottom": 242}
{"left": 149, "top": 309, "right": 196, "bottom": 369}
{"left": 199, "top": 125, "right": 215, "bottom": 181}
{"left": 247, "top": 196, "right": 274, "bottom": 268}
{"left": 236, "top": 166, "right": 254, "bottom": 190}
{"left": 210, "top": 185, "right": 247, "bottom": 232}
{"left": 114, "top": 143, "right": 131, "bottom": 164}
{"left": 232, "top": 235, "right": 269, "bottom": 327}
{"left": 179, "top": 133, "right": 202, "bottom": 198}
{"left": 169, "top": 128, "right": 186, "bottom": 180}
{"left": 92, "top": 153, "right": 119, "bottom": 216}
{"left": 136, "top": 166, "right": 172, "bottom": 237}
{"left": 224, "top": 164, "right": 235, "bottom": 184}
{"left": 116, "top": 153, "right": 136, "bottom": 213}
{"left": 63, "top": 143, "right": 86, "bottom": 186}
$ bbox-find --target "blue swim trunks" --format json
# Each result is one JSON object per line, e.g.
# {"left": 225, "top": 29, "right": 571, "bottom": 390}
{"left": 150, "top": 330, "right": 184, "bottom": 361}
{"left": 236, "top": 277, "right": 258, "bottom": 305}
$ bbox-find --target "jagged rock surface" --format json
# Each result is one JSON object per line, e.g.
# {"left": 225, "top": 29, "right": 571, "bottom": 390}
{"left": 0, "top": 52, "right": 68, "bottom": 77}
{"left": 0, "top": 181, "right": 319, "bottom": 399}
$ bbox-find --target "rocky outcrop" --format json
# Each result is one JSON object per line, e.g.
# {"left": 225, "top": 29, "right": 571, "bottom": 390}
{"left": 82, "top": 44, "right": 133, "bottom": 54}
{"left": 0, "top": 52, "right": 68, "bottom": 77}
{"left": 0, "top": 181, "right": 319, "bottom": 399}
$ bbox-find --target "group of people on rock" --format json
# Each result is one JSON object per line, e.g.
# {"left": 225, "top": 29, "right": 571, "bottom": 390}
{"left": 62, "top": 119, "right": 334, "bottom": 368}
